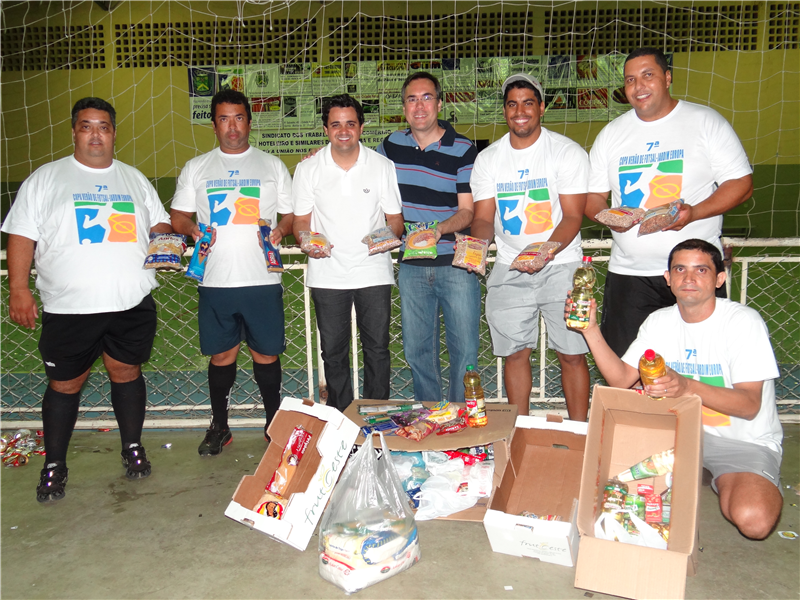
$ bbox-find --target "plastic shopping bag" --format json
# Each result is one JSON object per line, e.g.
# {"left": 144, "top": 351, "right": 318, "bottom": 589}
{"left": 318, "top": 432, "right": 420, "bottom": 594}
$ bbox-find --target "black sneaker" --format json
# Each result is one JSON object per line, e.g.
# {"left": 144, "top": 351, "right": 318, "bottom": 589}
{"left": 198, "top": 423, "right": 232, "bottom": 456}
{"left": 36, "top": 461, "right": 68, "bottom": 503}
{"left": 121, "top": 443, "right": 151, "bottom": 480}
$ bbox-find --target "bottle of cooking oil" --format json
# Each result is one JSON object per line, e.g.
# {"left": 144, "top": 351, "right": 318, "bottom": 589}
{"left": 463, "top": 365, "right": 487, "bottom": 428}
{"left": 639, "top": 349, "right": 667, "bottom": 400}
{"left": 566, "top": 256, "right": 596, "bottom": 330}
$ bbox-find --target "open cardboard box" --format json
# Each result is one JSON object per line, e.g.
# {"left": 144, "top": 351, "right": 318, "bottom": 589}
{"left": 483, "top": 414, "right": 588, "bottom": 567}
{"left": 574, "top": 385, "right": 703, "bottom": 600}
{"left": 343, "top": 400, "right": 518, "bottom": 521}
{"left": 225, "top": 397, "right": 359, "bottom": 551}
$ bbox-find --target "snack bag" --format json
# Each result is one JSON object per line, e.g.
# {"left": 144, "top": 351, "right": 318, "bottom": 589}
{"left": 395, "top": 420, "right": 438, "bottom": 442}
{"left": 319, "top": 433, "right": 419, "bottom": 594}
{"left": 143, "top": 233, "right": 187, "bottom": 270}
{"left": 509, "top": 241, "right": 561, "bottom": 272}
{"left": 299, "top": 230, "right": 332, "bottom": 257}
{"left": 362, "top": 226, "right": 402, "bottom": 255}
{"left": 185, "top": 224, "right": 213, "bottom": 282}
{"left": 595, "top": 207, "right": 645, "bottom": 229}
{"left": 257, "top": 218, "right": 284, "bottom": 273}
{"left": 452, "top": 233, "right": 489, "bottom": 275}
{"left": 637, "top": 200, "right": 683, "bottom": 236}
{"left": 402, "top": 221, "right": 438, "bottom": 260}
{"left": 254, "top": 490, "right": 287, "bottom": 519}
{"left": 266, "top": 426, "right": 313, "bottom": 496}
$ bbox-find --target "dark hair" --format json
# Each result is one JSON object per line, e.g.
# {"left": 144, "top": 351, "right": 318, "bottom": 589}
{"left": 322, "top": 94, "right": 364, "bottom": 127}
{"left": 668, "top": 239, "right": 725, "bottom": 275}
{"left": 71, "top": 97, "right": 116, "bottom": 129}
{"left": 211, "top": 90, "right": 252, "bottom": 123}
{"left": 401, "top": 71, "right": 443, "bottom": 102}
{"left": 503, "top": 80, "right": 542, "bottom": 104}
{"left": 625, "top": 47, "right": 670, "bottom": 74}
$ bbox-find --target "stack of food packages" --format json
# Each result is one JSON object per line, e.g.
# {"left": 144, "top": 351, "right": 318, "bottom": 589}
{"left": 599, "top": 448, "right": 674, "bottom": 545}
{"left": 1, "top": 429, "right": 46, "bottom": 467}
{"left": 253, "top": 426, "right": 313, "bottom": 519}
{"left": 358, "top": 401, "right": 469, "bottom": 441}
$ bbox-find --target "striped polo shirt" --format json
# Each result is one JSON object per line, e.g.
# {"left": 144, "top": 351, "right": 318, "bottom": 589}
{"left": 377, "top": 120, "right": 478, "bottom": 266}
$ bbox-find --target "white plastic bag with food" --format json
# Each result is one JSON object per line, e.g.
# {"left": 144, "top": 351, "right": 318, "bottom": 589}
{"left": 594, "top": 511, "right": 668, "bottom": 550}
{"left": 318, "top": 432, "right": 420, "bottom": 594}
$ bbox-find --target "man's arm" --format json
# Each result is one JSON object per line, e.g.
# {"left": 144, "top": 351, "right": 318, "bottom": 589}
{"left": 584, "top": 191, "right": 611, "bottom": 223}
{"left": 647, "top": 369, "right": 763, "bottom": 420}
{"left": 7, "top": 234, "right": 38, "bottom": 330}
{"left": 549, "top": 193, "right": 586, "bottom": 251}
{"left": 570, "top": 297, "right": 640, "bottom": 388}
{"left": 386, "top": 213, "right": 404, "bottom": 239}
{"left": 170, "top": 209, "right": 200, "bottom": 240}
{"left": 434, "top": 192, "right": 474, "bottom": 242}
{"left": 665, "top": 174, "right": 753, "bottom": 232}
{"left": 271, "top": 213, "right": 294, "bottom": 246}
{"left": 469, "top": 197, "right": 495, "bottom": 242}
{"left": 149, "top": 222, "right": 173, "bottom": 235}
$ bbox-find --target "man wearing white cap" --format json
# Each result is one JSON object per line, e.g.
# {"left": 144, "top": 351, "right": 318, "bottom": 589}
{"left": 471, "top": 74, "right": 590, "bottom": 420}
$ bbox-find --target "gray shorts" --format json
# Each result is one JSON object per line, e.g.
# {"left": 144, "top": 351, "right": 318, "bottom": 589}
{"left": 704, "top": 433, "right": 782, "bottom": 493}
{"left": 485, "top": 261, "right": 589, "bottom": 357}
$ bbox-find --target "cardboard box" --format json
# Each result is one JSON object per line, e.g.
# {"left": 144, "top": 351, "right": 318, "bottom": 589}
{"left": 483, "top": 414, "right": 588, "bottom": 567}
{"left": 343, "top": 400, "right": 518, "bottom": 522}
{"left": 574, "top": 385, "right": 703, "bottom": 600}
{"left": 225, "top": 397, "right": 359, "bottom": 551}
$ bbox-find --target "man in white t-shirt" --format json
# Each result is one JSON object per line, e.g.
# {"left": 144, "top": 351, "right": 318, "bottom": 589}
{"left": 586, "top": 47, "right": 753, "bottom": 358}
{"left": 2, "top": 97, "right": 172, "bottom": 502}
{"left": 571, "top": 239, "right": 782, "bottom": 540}
{"left": 292, "top": 94, "right": 403, "bottom": 412}
{"left": 170, "top": 90, "right": 294, "bottom": 455}
{"left": 471, "top": 74, "right": 590, "bottom": 421}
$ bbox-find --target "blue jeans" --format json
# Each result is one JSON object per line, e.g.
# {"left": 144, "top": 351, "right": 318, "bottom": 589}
{"left": 398, "top": 263, "right": 480, "bottom": 403}
{"left": 311, "top": 285, "right": 392, "bottom": 412}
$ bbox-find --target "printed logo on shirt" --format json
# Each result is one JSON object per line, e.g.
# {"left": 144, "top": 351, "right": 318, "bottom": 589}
{"left": 205, "top": 180, "right": 261, "bottom": 227}
{"left": 673, "top": 367, "right": 731, "bottom": 427}
{"left": 496, "top": 183, "right": 553, "bottom": 236}
{"left": 74, "top": 199, "right": 137, "bottom": 244}
{"left": 617, "top": 149, "right": 685, "bottom": 209}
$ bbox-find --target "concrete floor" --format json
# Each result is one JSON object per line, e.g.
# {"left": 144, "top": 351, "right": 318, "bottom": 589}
{"left": 1, "top": 425, "right": 798, "bottom": 600}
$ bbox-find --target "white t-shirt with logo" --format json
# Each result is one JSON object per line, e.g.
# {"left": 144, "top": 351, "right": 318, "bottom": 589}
{"left": 470, "top": 128, "right": 588, "bottom": 265}
{"left": 1, "top": 156, "right": 171, "bottom": 314}
{"left": 622, "top": 299, "right": 782, "bottom": 454}
{"left": 589, "top": 101, "right": 753, "bottom": 276}
{"left": 171, "top": 146, "right": 293, "bottom": 288}
{"left": 292, "top": 143, "right": 402, "bottom": 289}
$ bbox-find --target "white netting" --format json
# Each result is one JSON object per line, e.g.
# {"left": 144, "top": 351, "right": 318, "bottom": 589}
{"left": 1, "top": 1, "right": 798, "bottom": 423}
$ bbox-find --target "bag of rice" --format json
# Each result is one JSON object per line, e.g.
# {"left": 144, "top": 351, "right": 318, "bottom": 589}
{"left": 595, "top": 207, "right": 645, "bottom": 230}
{"left": 362, "top": 226, "right": 402, "bottom": 255}
{"left": 452, "top": 233, "right": 489, "bottom": 275}
{"left": 638, "top": 200, "right": 683, "bottom": 236}
{"left": 509, "top": 241, "right": 561, "bottom": 272}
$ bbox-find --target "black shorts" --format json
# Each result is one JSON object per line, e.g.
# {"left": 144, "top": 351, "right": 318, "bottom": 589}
{"left": 600, "top": 272, "right": 726, "bottom": 358}
{"left": 38, "top": 295, "right": 158, "bottom": 381}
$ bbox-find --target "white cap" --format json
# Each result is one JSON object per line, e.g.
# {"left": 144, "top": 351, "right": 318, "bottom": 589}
{"left": 501, "top": 73, "right": 544, "bottom": 101}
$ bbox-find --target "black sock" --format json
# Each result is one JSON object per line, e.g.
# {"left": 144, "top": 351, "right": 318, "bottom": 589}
{"left": 253, "top": 358, "right": 282, "bottom": 427}
{"left": 110, "top": 375, "right": 147, "bottom": 448}
{"left": 42, "top": 386, "right": 81, "bottom": 465}
{"left": 208, "top": 362, "right": 237, "bottom": 428}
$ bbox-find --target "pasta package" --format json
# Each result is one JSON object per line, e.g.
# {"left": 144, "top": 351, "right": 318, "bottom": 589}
{"left": 402, "top": 221, "right": 438, "bottom": 260}
{"left": 143, "top": 233, "right": 187, "bottom": 271}
{"left": 362, "top": 226, "right": 402, "bottom": 255}
{"left": 452, "top": 233, "right": 489, "bottom": 275}
{"left": 185, "top": 224, "right": 213, "bottom": 282}
{"left": 509, "top": 241, "right": 561, "bottom": 272}
{"left": 254, "top": 490, "right": 288, "bottom": 519}
{"left": 267, "top": 426, "right": 313, "bottom": 496}
{"left": 258, "top": 218, "right": 284, "bottom": 273}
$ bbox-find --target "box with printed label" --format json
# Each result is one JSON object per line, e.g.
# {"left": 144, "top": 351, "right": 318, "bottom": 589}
{"left": 483, "top": 414, "right": 587, "bottom": 567}
{"left": 574, "top": 385, "right": 703, "bottom": 600}
{"left": 225, "top": 397, "right": 359, "bottom": 551}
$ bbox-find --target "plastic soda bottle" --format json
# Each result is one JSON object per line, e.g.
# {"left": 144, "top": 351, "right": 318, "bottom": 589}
{"left": 463, "top": 365, "right": 487, "bottom": 428}
{"left": 566, "top": 256, "right": 596, "bottom": 330}
{"left": 639, "top": 349, "right": 667, "bottom": 400}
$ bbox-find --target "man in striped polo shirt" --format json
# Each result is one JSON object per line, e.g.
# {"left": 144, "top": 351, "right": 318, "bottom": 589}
{"left": 377, "top": 72, "right": 480, "bottom": 404}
